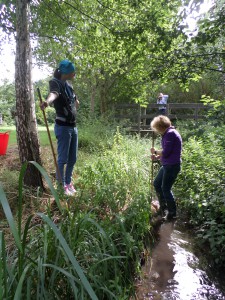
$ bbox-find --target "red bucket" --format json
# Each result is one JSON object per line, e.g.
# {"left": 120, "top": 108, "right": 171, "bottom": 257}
{"left": 0, "top": 132, "right": 9, "bottom": 155}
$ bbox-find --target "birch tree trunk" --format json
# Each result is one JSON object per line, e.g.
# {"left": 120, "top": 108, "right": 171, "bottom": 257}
{"left": 15, "top": 0, "right": 43, "bottom": 187}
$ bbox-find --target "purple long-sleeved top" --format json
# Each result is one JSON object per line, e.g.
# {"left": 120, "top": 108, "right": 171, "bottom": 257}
{"left": 161, "top": 127, "right": 182, "bottom": 165}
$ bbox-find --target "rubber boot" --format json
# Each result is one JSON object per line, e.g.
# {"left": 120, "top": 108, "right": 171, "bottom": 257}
{"left": 156, "top": 193, "right": 168, "bottom": 217}
{"left": 165, "top": 200, "right": 177, "bottom": 221}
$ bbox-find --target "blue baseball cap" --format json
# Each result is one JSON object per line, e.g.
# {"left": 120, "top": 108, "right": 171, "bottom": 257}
{"left": 59, "top": 59, "right": 76, "bottom": 74}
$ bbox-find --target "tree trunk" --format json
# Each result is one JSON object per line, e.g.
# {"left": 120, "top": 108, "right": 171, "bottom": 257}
{"left": 99, "top": 69, "right": 107, "bottom": 114}
{"left": 15, "top": 0, "right": 43, "bottom": 188}
{"left": 90, "top": 85, "right": 96, "bottom": 114}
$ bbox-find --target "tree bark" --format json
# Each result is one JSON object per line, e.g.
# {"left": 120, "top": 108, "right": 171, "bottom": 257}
{"left": 90, "top": 85, "right": 96, "bottom": 114}
{"left": 99, "top": 69, "right": 106, "bottom": 114}
{"left": 15, "top": 0, "right": 43, "bottom": 187}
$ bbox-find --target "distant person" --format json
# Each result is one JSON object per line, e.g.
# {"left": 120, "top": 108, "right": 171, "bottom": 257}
{"left": 150, "top": 115, "right": 182, "bottom": 221}
{"left": 157, "top": 93, "right": 168, "bottom": 115}
{"left": 40, "top": 59, "right": 79, "bottom": 196}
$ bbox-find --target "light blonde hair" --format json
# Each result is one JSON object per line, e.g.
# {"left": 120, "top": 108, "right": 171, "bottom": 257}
{"left": 151, "top": 115, "right": 171, "bottom": 134}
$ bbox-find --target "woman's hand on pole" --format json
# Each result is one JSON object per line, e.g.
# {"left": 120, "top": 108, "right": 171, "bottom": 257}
{"left": 40, "top": 92, "right": 58, "bottom": 111}
{"left": 40, "top": 101, "right": 48, "bottom": 111}
{"left": 150, "top": 147, "right": 155, "bottom": 154}
{"left": 151, "top": 154, "right": 160, "bottom": 161}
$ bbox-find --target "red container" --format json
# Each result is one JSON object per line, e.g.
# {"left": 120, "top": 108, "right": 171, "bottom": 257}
{"left": 0, "top": 132, "right": 9, "bottom": 155}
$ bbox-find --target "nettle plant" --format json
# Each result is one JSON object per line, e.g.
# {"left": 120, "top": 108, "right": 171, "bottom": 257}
{"left": 201, "top": 95, "right": 225, "bottom": 125}
{"left": 175, "top": 123, "right": 225, "bottom": 267}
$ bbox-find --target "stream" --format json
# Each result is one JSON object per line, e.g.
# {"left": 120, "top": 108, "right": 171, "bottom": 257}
{"left": 135, "top": 220, "right": 225, "bottom": 300}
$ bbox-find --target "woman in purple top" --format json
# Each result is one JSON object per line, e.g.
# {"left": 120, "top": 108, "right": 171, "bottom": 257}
{"left": 150, "top": 115, "right": 182, "bottom": 220}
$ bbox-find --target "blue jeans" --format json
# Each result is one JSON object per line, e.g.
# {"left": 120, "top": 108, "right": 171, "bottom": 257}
{"left": 54, "top": 124, "right": 78, "bottom": 185}
{"left": 154, "top": 164, "right": 181, "bottom": 215}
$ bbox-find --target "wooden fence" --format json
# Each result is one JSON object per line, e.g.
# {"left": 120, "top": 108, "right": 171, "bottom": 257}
{"left": 115, "top": 103, "right": 209, "bottom": 135}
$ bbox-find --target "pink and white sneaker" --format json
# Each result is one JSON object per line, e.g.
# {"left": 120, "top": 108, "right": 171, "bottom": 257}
{"left": 64, "top": 185, "right": 73, "bottom": 196}
{"left": 66, "top": 183, "right": 77, "bottom": 195}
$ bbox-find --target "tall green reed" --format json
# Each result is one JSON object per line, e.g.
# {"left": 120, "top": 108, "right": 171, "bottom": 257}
{"left": 0, "top": 161, "right": 98, "bottom": 299}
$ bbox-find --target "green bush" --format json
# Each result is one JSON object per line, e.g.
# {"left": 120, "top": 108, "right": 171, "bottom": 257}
{"left": 77, "top": 134, "right": 151, "bottom": 234}
{"left": 175, "top": 123, "right": 225, "bottom": 267}
{"left": 78, "top": 118, "right": 118, "bottom": 152}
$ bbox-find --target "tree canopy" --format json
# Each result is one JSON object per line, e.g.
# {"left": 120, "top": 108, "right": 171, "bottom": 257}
{"left": 1, "top": 0, "right": 224, "bottom": 111}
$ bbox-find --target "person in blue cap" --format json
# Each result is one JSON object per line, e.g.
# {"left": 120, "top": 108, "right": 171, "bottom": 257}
{"left": 40, "top": 59, "right": 79, "bottom": 196}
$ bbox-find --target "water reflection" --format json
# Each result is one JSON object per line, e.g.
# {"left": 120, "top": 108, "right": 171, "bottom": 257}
{"left": 135, "top": 221, "right": 225, "bottom": 300}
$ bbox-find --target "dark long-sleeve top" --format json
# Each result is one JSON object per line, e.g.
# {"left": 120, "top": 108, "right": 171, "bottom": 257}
{"left": 161, "top": 126, "right": 182, "bottom": 165}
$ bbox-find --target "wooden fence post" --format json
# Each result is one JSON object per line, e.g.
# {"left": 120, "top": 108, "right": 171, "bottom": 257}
{"left": 114, "top": 103, "right": 208, "bottom": 134}
{"left": 166, "top": 103, "right": 169, "bottom": 116}
{"left": 143, "top": 107, "right": 147, "bottom": 126}
{"left": 138, "top": 104, "right": 141, "bottom": 135}
{"left": 194, "top": 106, "right": 198, "bottom": 121}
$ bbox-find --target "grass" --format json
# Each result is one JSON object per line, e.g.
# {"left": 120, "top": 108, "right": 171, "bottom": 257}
{"left": 0, "top": 121, "right": 157, "bottom": 299}
{"left": 0, "top": 125, "right": 56, "bottom": 146}
{"left": 0, "top": 162, "right": 99, "bottom": 300}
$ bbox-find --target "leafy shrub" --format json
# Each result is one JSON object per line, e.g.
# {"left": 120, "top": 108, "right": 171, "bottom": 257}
{"left": 201, "top": 96, "right": 225, "bottom": 125}
{"left": 78, "top": 118, "right": 118, "bottom": 152}
{"left": 175, "top": 123, "right": 225, "bottom": 267}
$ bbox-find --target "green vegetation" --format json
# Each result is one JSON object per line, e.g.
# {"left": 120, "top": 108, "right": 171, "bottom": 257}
{"left": 1, "top": 110, "right": 225, "bottom": 297}
{"left": 0, "top": 126, "right": 17, "bottom": 146}
{"left": 0, "top": 126, "right": 55, "bottom": 146}
{"left": 175, "top": 116, "right": 225, "bottom": 268}
{"left": 1, "top": 0, "right": 224, "bottom": 115}
{"left": 0, "top": 122, "right": 153, "bottom": 299}
{"left": 0, "top": 81, "right": 16, "bottom": 125}
{"left": 0, "top": 0, "right": 224, "bottom": 295}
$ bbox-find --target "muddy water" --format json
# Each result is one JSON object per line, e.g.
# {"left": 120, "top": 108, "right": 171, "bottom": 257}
{"left": 135, "top": 221, "right": 225, "bottom": 300}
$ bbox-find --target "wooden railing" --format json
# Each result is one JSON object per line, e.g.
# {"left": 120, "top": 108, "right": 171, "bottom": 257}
{"left": 115, "top": 103, "right": 209, "bottom": 135}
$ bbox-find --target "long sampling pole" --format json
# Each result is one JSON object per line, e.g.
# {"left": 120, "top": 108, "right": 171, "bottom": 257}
{"left": 150, "top": 130, "right": 155, "bottom": 203}
{"left": 37, "top": 88, "right": 62, "bottom": 184}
